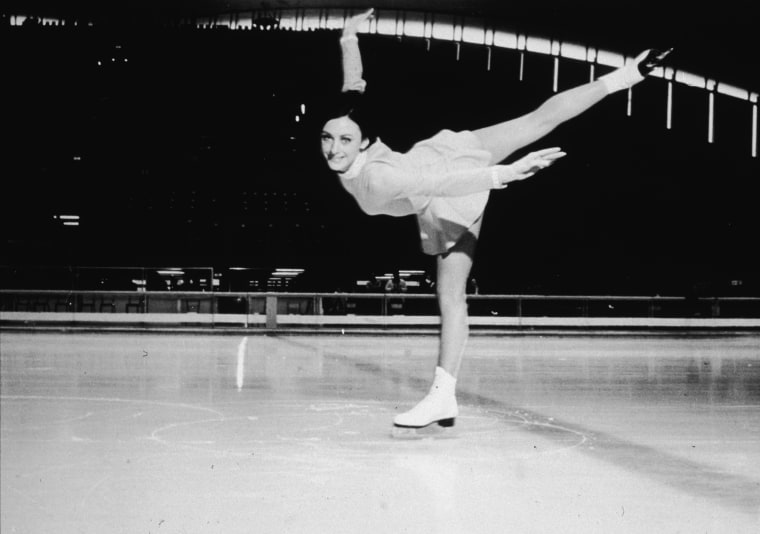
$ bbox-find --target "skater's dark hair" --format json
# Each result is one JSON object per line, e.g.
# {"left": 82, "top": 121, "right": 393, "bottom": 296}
{"left": 320, "top": 90, "right": 378, "bottom": 143}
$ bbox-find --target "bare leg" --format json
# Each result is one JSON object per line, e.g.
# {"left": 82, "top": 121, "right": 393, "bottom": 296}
{"left": 473, "top": 47, "right": 674, "bottom": 164}
{"left": 473, "top": 79, "right": 609, "bottom": 164}
{"left": 435, "top": 217, "right": 481, "bottom": 378}
{"left": 392, "top": 218, "right": 481, "bottom": 428}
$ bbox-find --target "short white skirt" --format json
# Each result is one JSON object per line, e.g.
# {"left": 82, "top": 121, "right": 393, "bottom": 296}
{"left": 407, "top": 129, "right": 493, "bottom": 255}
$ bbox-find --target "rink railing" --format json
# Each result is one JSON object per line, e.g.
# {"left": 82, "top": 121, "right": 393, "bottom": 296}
{"left": 2, "top": 290, "right": 759, "bottom": 331}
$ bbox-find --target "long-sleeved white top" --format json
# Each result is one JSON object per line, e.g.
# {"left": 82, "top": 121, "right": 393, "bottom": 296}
{"left": 338, "top": 35, "right": 499, "bottom": 218}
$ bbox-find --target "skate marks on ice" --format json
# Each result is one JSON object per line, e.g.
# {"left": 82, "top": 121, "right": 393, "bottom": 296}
{"left": 0, "top": 379, "right": 582, "bottom": 458}
{"left": 389, "top": 407, "right": 589, "bottom": 446}
{"left": 145, "top": 398, "right": 580, "bottom": 456}
{"left": 278, "top": 336, "right": 760, "bottom": 514}
{"left": 274, "top": 336, "right": 589, "bottom": 448}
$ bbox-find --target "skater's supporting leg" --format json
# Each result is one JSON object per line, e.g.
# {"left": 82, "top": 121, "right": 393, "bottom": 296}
{"left": 392, "top": 218, "right": 481, "bottom": 429}
{"left": 435, "top": 217, "right": 481, "bottom": 378}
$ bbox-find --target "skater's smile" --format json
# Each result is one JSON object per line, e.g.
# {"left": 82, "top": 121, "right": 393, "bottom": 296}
{"left": 321, "top": 116, "right": 369, "bottom": 174}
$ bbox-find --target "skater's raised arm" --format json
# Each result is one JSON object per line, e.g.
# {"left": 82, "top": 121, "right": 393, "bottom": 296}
{"left": 340, "top": 9, "right": 373, "bottom": 93}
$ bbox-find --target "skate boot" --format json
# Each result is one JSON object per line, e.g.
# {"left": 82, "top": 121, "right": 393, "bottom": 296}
{"left": 393, "top": 366, "right": 458, "bottom": 430}
{"left": 599, "top": 48, "right": 673, "bottom": 93}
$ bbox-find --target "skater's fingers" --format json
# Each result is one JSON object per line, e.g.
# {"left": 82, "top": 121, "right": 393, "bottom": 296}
{"left": 347, "top": 8, "right": 374, "bottom": 25}
{"left": 542, "top": 151, "right": 567, "bottom": 162}
{"left": 525, "top": 152, "right": 565, "bottom": 173}
{"left": 531, "top": 147, "right": 563, "bottom": 157}
{"left": 525, "top": 151, "right": 565, "bottom": 171}
{"left": 343, "top": 9, "right": 374, "bottom": 36}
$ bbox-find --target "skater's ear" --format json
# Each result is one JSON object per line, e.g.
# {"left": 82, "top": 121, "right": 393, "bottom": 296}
{"left": 360, "top": 137, "right": 370, "bottom": 151}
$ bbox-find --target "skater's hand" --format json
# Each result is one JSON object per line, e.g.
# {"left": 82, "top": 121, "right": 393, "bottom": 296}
{"left": 495, "top": 147, "right": 566, "bottom": 186}
{"left": 343, "top": 8, "right": 374, "bottom": 37}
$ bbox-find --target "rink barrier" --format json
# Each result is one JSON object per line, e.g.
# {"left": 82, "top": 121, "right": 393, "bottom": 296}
{"left": 1, "top": 290, "right": 759, "bottom": 332}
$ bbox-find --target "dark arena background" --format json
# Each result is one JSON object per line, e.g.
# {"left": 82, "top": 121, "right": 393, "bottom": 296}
{"left": 2, "top": 1, "right": 758, "bottom": 297}
{"left": 1, "top": 3, "right": 759, "bottom": 533}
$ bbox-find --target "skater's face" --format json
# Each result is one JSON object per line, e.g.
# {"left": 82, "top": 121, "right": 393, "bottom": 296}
{"left": 321, "top": 116, "right": 369, "bottom": 174}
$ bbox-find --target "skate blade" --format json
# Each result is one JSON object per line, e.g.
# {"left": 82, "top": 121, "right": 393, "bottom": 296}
{"left": 391, "top": 418, "right": 456, "bottom": 440}
{"left": 640, "top": 48, "right": 674, "bottom": 74}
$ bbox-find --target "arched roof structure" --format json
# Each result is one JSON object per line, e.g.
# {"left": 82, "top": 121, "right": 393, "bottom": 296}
{"left": 7, "top": 2, "right": 757, "bottom": 156}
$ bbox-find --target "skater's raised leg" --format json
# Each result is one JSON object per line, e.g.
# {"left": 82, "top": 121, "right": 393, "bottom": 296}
{"left": 473, "top": 48, "right": 673, "bottom": 164}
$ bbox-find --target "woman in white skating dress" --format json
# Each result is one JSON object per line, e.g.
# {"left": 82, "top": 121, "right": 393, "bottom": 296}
{"left": 320, "top": 9, "right": 670, "bottom": 429}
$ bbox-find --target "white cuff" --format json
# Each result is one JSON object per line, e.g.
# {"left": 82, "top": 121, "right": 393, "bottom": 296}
{"left": 340, "top": 34, "right": 359, "bottom": 44}
{"left": 491, "top": 167, "right": 504, "bottom": 189}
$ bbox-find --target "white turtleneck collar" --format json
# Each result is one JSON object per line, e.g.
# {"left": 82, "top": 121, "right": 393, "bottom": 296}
{"left": 339, "top": 149, "right": 368, "bottom": 180}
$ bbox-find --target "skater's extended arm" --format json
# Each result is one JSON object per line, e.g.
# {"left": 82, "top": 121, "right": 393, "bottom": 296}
{"left": 340, "top": 9, "right": 373, "bottom": 93}
{"left": 366, "top": 148, "right": 566, "bottom": 199}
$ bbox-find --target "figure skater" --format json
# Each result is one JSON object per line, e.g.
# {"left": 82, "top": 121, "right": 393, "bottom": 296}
{"left": 321, "top": 8, "right": 670, "bottom": 430}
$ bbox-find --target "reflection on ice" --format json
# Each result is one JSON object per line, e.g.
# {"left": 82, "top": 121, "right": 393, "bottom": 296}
{"left": 1, "top": 332, "right": 758, "bottom": 533}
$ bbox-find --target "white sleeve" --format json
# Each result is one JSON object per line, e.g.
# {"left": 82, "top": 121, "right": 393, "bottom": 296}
{"left": 340, "top": 35, "right": 367, "bottom": 93}
{"left": 366, "top": 164, "right": 500, "bottom": 200}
